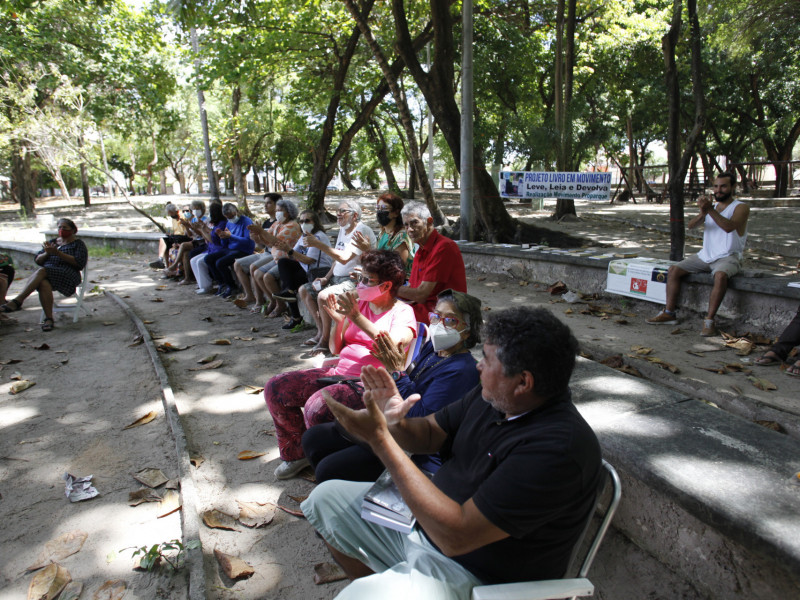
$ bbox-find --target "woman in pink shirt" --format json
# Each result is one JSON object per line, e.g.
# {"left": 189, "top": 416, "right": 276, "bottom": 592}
{"left": 264, "top": 250, "right": 416, "bottom": 480}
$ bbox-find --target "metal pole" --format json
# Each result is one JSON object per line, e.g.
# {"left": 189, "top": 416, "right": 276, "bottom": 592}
{"left": 460, "top": 0, "right": 474, "bottom": 241}
{"left": 190, "top": 27, "right": 219, "bottom": 201}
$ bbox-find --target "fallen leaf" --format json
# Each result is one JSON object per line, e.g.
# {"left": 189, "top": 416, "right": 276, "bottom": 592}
{"left": 264, "top": 333, "right": 279, "bottom": 338}
{"left": 92, "top": 580, "right": 126, "bottom": 600}
{"left": 142, "top": 320, "right": 154, "bottom": 324}
{"left": 233, "top": 299, "right": 248, "bottom": 308}
{"left": 288, "top": 494, "right": 308, "bottom": 503}
{"left": 201, "top": 316, "right": 213, "bottom": 322}
{"left": 122, "top": 411, "right": 157, "bottom": 430}
{"left": 747, "top": 376, "right": 777, "bottom": 391}
{"left": 638, "top": 356, "right": 680, "bottom": 373}
{"left": 631, "top": 346, "right": 653, "bottom": 355}
{"left": 724, "top": 338, "right": 755, "bottom": 356}
{"left": 299, "top": 471, "right": 317, "bottom": 483}
{"left": 27, "top": 563, "right": 71, "bottom": 600}
{"left": 151, "top": 297, "right": 164, "bottom": 303}
{"left": 578, "top": 351, "right": 593, "bottom": 360}
{"left": 314, "top": 561, "right": 347, "bottom": 584}
{"left": 236, "top": 500, "right": 276, "bottom": 528}
{"left": 244, "top": 385, "right": 264, "bottom": 395}
{"left": 156, "top": 342, "right": 190, "bottom": 352}
{"left": 212, "top": 339, "right": 232, "bottom": 345}
{"left": 670, "top": 328, "right": 683, "bottom": 335}
{"left": 202, "top": 509, "right": 239, "bottom": 531}
{"left": 188, "top": 360, "right": 223, "bottom": 371}
{"left": 250, "top": 327, "right": 259, "bottom": 332}
{"left": 0, "top": 358, "right": 22, "bottom": 364}
{"left": 11, "top": 371, "right": 22, "bottom": 380}
{"left": 155, "top": 285, "right": 168, "bottom": 290}
{"left": 547, "top": 281, "right": 567, "bottom": 295}
{"left": 128, "top": 488, "right": 162, "bottom": 506}
{"left": 730, "top": 385, "right": 743, "bottom": 395}
{"left": 599, "top": 355, "right": 624, "bottom": 369}
{"left": 518, "top": 280, "right": 529, "bottom": 287}
{"left": 227, "top": 385, "right": 241, "bottom": 391}
{"left": 699, "top": 366, "right": 728, "bottom": 374}
{"left": 754, "top": 420, "right": 786, "bottom": 433}
{"left": 158, "top": 489, "right": 181, "bottom": 518}
{"left": 165, "top": 478, "right": 179, "bottom": 489}
{"left": 237, "top": 450, "right": 265, "bottom": 460}
{"left": 26, "top": 531, "right": 88, "bottom": 572}
{"left": 614, "top": 318, "right": 628, "bottom": 325}
{"left": 616, "top": 364, "right": 643, "bottom": 378}
{"left": 234, "top": 336, "right": 254, "bottom": 341}
{"left": 724, "top": 363, "right": 751, "bottom": 373}
{"left": 34, "top": 343, "right": 50, "bottom": 350}
{"left": 102, "top": 322, "right": 115, "bottom": 326}
{"left": 132, "top": 468, "right": 168, "bottom": 488}
{"left": 10, "top": 380, "right": 35, "bottom": 394}
{"left": 197, "top": 354, "right": 217, "bottom": 364}
{"left": 128, "top": 335, "right": 144, "bottom": 347}
{"left": 60, "top": 359, "right": 69, "bottom": 365}
{"left": 277, "top": 504, "right": 304, "bottom": 518}
{"left": 214, "top": 549, "right": 254, "bottom": 580}
{"left": 58, "top": 581, "right": 83, "bottom": 600}
{"left": 189, "top": 454, "right": 205, "bottom": 467}
{"left": 686, "top": 350, "right": 705, "bottom": 357}
{"left": 564, "top": 308, "right": 573, "bottom": 315}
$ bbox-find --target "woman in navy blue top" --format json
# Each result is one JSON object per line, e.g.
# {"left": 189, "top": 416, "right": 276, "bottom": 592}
{"left": 302, "top": 289, "right": 483, "bottom": 482}
{"left": 204, "top": 202, "right": 255, "bottom": 298}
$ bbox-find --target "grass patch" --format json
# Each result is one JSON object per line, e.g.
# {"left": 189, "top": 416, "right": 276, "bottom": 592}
{"left": 90, "top": 244, "right": 138, "bottom": 258}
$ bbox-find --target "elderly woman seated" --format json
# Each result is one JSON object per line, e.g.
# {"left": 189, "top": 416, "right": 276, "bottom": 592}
{"left": 162, "top": 200, "right": 208, "bottom": 284}
{"left": 204, "top": 203, "right": 255, "bottom": 299}
{"left": 264, "top": 250, "right": 415, "bottom": 480}
{"left": 1, "top": 218, "right": 88, "bottom": 331}
{"left": 302, "top": 289, "right": 482, "bottom": 483}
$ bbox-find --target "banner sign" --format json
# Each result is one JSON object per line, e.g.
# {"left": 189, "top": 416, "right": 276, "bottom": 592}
{"left": 606, "top": 258, "right": 674, "bottom": 304}
{"left": 500, "top": 171, "right": 612, "bottom": 201}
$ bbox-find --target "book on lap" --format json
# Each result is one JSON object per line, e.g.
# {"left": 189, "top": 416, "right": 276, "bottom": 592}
{"left": 360, "top": 469, "right": 431, "bottom": 535}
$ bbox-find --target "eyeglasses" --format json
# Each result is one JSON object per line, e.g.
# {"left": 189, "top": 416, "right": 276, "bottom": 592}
{"left": 376, "top": 204, "right": 390, "bottom": 211}
{"left": 336, "top": 210, "right": 353, "bottom": 216}
{"left": 429, "top": 312, "right": 464, "bottom": 328}
{"left": 358, "top": 274, "right": 380, "bottom": 286}
{"left": 300, "top": 219, "right": 314, "bottom": 224}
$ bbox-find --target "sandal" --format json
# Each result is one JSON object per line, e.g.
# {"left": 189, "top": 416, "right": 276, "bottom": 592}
{"left": 1, "top": 299, "right": 21, "bottom": 313}
{"left": 785, "top": 360, "right": 800, "bottom": 378}
{"left": 41, "top": 317, "right": 54, "bottom": 332}
{"left": 302, "top": 337, "right": 319, "bottom": 347}
{"left": 754, "top": 351, "right": 782, "bottom": 366}
{"left": 266, "top": 308, "right": 286, "bottom": 318}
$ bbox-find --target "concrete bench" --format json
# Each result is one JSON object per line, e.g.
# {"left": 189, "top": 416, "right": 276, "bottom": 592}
{"left": 0, "top": 241, "right": 42, "bottom": 265}
{"left": 458, "top": 243, "right": 800, "bottom": 337}
{"left": 572, "top": 357, "right": 800, "bottom": 598}
{"left": 43, "top": 229, "right": 162, "bottom": 254}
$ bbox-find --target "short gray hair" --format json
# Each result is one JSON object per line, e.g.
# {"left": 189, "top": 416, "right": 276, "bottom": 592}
{"left": 276, "top": 198, "right": 299, "bottom": 220}
{"left": 401, "top": 201, "right": 431, "bottom": 221}
{"left": 339, "top": 199, "right": 362, "bottom": 221}
{"left": 190, "top": 200, "right": 206, "bottom": 212}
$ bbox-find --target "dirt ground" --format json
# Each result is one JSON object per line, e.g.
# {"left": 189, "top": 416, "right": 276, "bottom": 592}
{"left": 2, "top": 193, "right": 799, "bottom": 599}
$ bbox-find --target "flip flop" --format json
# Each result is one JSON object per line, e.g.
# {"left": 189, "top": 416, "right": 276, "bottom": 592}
{"left": 785, "top": 361, "right": 800, "bottom": 378}
{"left": 0, "top": 299, "right": 21, "bottom": 313}
{"left": 302, "top": 337, "right": 319, "bottom": 347}
{"left": 754, "top": 352, "right": 782, "bottom": 366}
{"left": 41, "top": 317, "right": 54, "bottom": 332}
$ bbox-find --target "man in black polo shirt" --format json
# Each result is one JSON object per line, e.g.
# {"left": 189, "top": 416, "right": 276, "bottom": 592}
{"left": 302, "top": 307, "right": 602, "bottom": 599}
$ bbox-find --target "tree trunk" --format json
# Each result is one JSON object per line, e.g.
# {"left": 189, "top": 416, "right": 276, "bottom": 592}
{"left": 77, "top": 134, "right": 91, "bottom": 206}
{"left": 392, "top": 0, "right": 516, "bottom": 240}
{"left": 552, "top": 0, "right": 578, "bottom": 221}
{"left": 159, "top": 170, "right": 168, "bottom": 195}
{"left": 53, "top": 166, "right": 72, "bottom": 202}
{"left": 252, "top": 165, "right": 261, "bottom": 194}
{"left": 368, "top": 121, "right": 400, "bottom": 193}
{"left": 344, "top": 0, "right": 442, "bottom": 224}
{"left": 230, "top": 85, "right": 250, "bottom": 213}
{"left": 11, "top": 141, "right": 36, "bottom": 215}
{"left": 662, "top": 0, "right": 705, "bottom": 261}
{"left": 190, "top": 26, "right": 219, "bottom": 201}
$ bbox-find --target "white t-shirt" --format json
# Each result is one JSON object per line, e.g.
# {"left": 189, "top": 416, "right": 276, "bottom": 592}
{"left": 697, "top": 199, "right": 747, "bottom": 263}
{"left": 292, "top": 230, "right": 334, "bottom": 273}
{"left": 332, "top": 221, "right": 376, "bottom": 277}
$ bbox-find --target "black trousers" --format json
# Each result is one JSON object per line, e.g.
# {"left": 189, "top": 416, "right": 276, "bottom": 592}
{"left": 771, "top": 304, "right": 800, "bottom": 361}
{"left": 277, "top": 257, "right": 310, "bottom": 319}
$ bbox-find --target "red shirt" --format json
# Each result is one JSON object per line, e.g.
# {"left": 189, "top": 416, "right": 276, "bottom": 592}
{"left": 408, "top": 229, "right": 467, "bottom": 323}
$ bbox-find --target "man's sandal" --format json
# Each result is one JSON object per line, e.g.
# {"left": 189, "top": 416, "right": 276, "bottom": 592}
{"left": 1, "top": 299, "right": 21, "bottom": 313}
{"left": 754, "top": 351, "right": 782, "bottom": 366}
{"left": 41, "top": 318, "right": 54, "bottom": 332}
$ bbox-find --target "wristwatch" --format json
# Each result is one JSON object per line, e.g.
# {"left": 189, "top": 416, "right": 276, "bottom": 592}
{"left": 391, "top": 371, "right": 406, "bottom": 382}
{"left": 287, "top": 249, "right": 294, "bottom": 257}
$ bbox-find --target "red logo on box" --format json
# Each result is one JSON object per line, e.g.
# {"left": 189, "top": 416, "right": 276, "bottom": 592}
{"left": 630, "top": 278, "right": 648, "bottom": 294}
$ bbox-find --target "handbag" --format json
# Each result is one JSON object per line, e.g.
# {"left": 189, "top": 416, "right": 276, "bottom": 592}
{"left": 307, "top": 245, "right": 328, "bottom": 283}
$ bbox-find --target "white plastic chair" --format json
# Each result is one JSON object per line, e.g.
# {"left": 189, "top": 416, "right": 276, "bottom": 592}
{"left": 471, "top": 460, "right": 622, "bottom": 600}
{"left": 41, "top": 266, "right": 90, "bottom": 324}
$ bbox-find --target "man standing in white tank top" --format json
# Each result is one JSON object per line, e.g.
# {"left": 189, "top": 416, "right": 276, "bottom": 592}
{"left": 647, "top": 172, "right": 750, "bottom": 336}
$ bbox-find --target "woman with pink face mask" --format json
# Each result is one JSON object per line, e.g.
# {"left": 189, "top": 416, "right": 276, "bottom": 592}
{"left": 1, "top": 218, "right": 88, "bottom": 331}
{"left": 264, "top": 250, "right": 416, "bottom": 480}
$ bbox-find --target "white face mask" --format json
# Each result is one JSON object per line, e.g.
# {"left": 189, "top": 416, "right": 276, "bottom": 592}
{"left": 193, "top": 209, "right": 203, "bottom": 218}
{"left": 227, "top": 215, "right": 239, "bottom": 224}
{"left": 275, "top": 211, "right": 285, "bottom": 222}
{"left": 301, "top": 222, "right": 314, "bottom": 234}
{"left": 429, "top": 322, "right": 463, "bottom": 352}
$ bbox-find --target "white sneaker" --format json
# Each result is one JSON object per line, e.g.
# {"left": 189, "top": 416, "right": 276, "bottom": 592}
{"left": 274, "top": 458, "right": 311, "bottom": 480}
{"left": 196, "top": 288, "right": 213, "bottom": 295}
